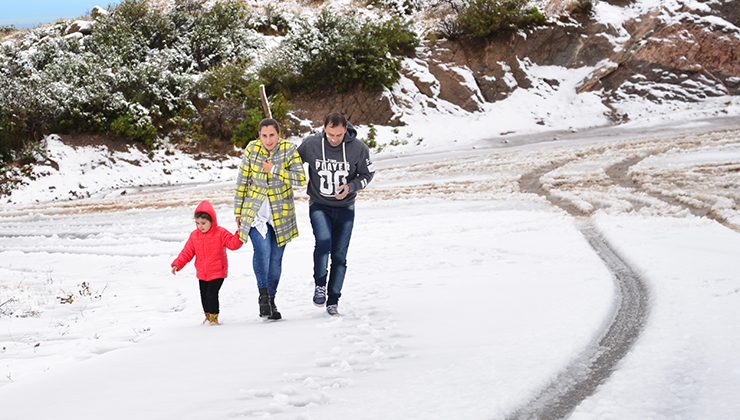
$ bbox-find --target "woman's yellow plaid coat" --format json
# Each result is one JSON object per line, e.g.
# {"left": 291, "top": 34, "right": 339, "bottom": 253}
{"left": 233, "top": 139, "right": 306, "bottom": 247}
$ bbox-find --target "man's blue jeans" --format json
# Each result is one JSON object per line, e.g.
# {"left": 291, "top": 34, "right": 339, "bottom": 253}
{"left": 248, "top": 225, "right": 285, "bottom": 297}
{"left": 309, "top": 203, "right": 355, "bottom": 306}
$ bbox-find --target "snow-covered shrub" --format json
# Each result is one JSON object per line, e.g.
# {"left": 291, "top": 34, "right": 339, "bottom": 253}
{"left": 195, "top": 61, "right": 254, "bottom": 101}
{"left": 0, "top": 0, "right": 271, "bottom": 160}
{"left": 249, "top": 3, "right": 291, "bottom": 36}
{"left": 438, "top": 0, "right": 546, "bottom": 40}
{"left": 190, "top": 1, "right": 262, "bottom": 70}
{"left": 110, "top": 104, "right": 157, "bottom": 147}
{"left": 379, "top": 16, "right": 419, "bottom": 57}
{"left": 259, "top": 9, "right": 418, "bottom": 94}
{"left": 366, "top": 0, "right": 421, "bottom": 16}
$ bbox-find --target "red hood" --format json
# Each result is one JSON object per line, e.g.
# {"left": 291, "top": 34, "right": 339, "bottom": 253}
{"left": 194, "top": 200, "right": 218, "bottom": 228}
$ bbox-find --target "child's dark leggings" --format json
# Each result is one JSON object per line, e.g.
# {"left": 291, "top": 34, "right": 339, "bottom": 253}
{"left": 199, "top": 278, "right": 224, "bottom": 314}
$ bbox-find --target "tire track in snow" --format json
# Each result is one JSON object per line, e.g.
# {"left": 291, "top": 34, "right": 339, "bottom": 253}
{"left": 511, "top": 161, "right": 650, "bottom": 419}
{"left": 605, "top": 155, "right": 740, "bottom": 232}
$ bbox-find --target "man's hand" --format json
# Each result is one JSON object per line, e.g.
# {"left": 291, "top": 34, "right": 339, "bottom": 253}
{"left": 171, "top": 266, "right": 178, "bottom": 275}
{"left": 335, "top": 184, "right": 350, "bottom": 200}
{"left": 235, "top": 216, "right": 241, "bottom": 227}
{"left": 262, "top": 160, "right": 274, "bottom": 173}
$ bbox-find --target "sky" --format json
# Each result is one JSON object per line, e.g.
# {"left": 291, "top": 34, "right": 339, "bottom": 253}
{"left": 0, "top": 0, "right": 122, "bottom": 28}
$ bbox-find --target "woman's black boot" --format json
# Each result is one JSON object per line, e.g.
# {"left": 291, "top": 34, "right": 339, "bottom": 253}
{"left": 268, "top": 296, "right": 282, "bottom": 320}
{"left": 258, "top": 288, "right": 270, "bottom": 318}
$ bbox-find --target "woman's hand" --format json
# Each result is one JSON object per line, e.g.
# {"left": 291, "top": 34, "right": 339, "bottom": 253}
{"left": 171, "top": 266, "right": 178, "bottom": 275}
{"left": 262, "top": 160, "right": 274, "bottom": 173}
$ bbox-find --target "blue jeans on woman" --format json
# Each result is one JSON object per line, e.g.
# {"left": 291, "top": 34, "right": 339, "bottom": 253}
{"left": 309, "top": 203, "right": 355, "bottom": 306}
{"left": 248, "top": 225, "right": 285, "bottom": 297}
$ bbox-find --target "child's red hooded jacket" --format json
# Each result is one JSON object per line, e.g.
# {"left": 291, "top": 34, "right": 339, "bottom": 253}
{"left": 172, "top": 200, "right": 243, "bottom": 281}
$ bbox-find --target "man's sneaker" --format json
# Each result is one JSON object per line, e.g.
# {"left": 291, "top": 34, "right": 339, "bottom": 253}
{"left": 326, "top": 304, "right": 339, "bottom": 316}
{"left": 313, "top": 285, "right": 327, "bottom": 306}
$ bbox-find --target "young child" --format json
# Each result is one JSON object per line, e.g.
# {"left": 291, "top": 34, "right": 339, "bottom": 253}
{"left": 171, "top": 200, "right": 243, "bottom": 325}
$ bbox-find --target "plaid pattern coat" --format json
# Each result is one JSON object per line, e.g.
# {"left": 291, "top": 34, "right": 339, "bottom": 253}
{"left": 233, "top": 139, "right": 306, "bottom": 247}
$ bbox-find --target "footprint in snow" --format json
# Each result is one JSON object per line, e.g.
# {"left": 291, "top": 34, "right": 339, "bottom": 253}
{"left": 234, "top": 306, "right": 408, "bottom": 415}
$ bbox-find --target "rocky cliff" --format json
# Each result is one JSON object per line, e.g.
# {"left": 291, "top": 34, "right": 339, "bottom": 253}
{"left": 292, "top": 0, "right": 739, "bottom": 126}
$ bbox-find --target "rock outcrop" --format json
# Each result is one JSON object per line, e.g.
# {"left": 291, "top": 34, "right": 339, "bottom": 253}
{"left": 65, "top": 20, "right": 94, "bottom": 35}
{"left": 296, "top": 0, "right": 738, "bottom": 126}
{"left": 291, "top": 89, "right": 403, "bottom": 127}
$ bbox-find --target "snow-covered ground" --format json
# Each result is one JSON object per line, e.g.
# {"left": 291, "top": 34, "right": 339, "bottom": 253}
{"left": 1, "top": 116, "right": 739, "bottom": 419}
{"left": 0, "top": 199, "right": 615, "bottom": 419}
{"left": 1, "top": 0, "right": 738, "bottom": 416}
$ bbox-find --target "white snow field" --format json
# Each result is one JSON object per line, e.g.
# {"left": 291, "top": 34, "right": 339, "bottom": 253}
{"left": 1, "top": 118, "right": 739, "bottom": 419}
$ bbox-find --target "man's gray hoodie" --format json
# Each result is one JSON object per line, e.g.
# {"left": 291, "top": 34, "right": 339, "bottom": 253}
{"left": 297, "top": 123, "right": 375, "bottom": 207}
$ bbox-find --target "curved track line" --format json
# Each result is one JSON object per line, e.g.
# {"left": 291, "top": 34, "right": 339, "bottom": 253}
{"left": 510, "top": 164, "right": 651, "bottom": 419}
{"left": 604, "top": 155, "right": 740, "bottom": 232}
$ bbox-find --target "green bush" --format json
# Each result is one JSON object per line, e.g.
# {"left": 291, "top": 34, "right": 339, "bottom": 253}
{"left": 569, "top": 0, "right": 594, "bottom": 16}
{"left": 230, "top": 90, "right": 291, "bottom": 149}
{"left": 90, "top": 0, "right": 179, "bottom": 63}
{"left": 259, "top": 9, "right": 418, "bottom": 94}
{"left": 520, "top": 7, "right": 546, "bottom": 26}
{"left": 231, "top": 108, "right": 265, "bottom": 149}
{"left": 198, "top": 99, "right": 247, "bottom": 142}
{"left": 190, "top": 1, "right": 258, "bottom": 70}
{"left": 0, "top": 113, "right": 27, "bottom": 163}
{"left": 0, "top": 0, "right": 270, "bottom": 160}
{"left": 377, "top": 17, "right": 419, "bottom": 57}
{"left": 363, "top": 124, "right": 378, "bottom": 149}
{"left": 110, "top": 110, "right": 158, "bottom": 147}
{"left": 195, "top": 62, "right": 254, "bottom": 101}
{"left": 439, "top": 0, "right": 547, "bottom": 40}
{"left": 194, "top": 63, "right": 291, "bottom": 147}
{"left": 251, "top": 4, "right": 290, "bottom": 36}
{"left": 366, "top": 0, "right": 420, "bottom": 16}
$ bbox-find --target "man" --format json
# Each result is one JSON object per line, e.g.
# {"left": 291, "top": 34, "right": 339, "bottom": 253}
{"left": 298, "top": 112, "right": 375, "bottom": 316}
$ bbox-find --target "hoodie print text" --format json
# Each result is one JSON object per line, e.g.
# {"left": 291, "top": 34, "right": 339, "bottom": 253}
{"left": 315, "top": 158, "right": 351, "bottom": 197}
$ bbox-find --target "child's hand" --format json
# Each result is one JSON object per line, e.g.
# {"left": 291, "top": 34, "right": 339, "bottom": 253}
{"left": 171, "top": 266, "right": 178, "bottom": 275}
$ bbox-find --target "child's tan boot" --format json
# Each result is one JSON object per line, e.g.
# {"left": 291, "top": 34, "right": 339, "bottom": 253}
{"left": 208, "top": 313, "right": 220, "bottom": 326}
{"left": 202, "top": 313, "right": 210, "bottom": 324}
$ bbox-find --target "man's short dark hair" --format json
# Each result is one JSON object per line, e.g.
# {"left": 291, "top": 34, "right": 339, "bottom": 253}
{"left": 194, "top": 212, "right": 212, "bottom": 222}
{"left": 323, "top": 112, "right": 347, "bottom": 128}
{"left": 258, "top": 118, "right": 280, "bottom": 134}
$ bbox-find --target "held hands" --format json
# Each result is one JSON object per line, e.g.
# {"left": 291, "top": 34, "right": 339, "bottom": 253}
{"left": 234, "top": 217, "right": 244, "bottom": 242}
{"left": 335, "top": 184, "right": 350, "bottom": 200}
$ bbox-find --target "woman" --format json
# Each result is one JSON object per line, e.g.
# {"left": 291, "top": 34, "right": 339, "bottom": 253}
{"left": 234, "top": 118, "right": 306, "bottom": 320}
